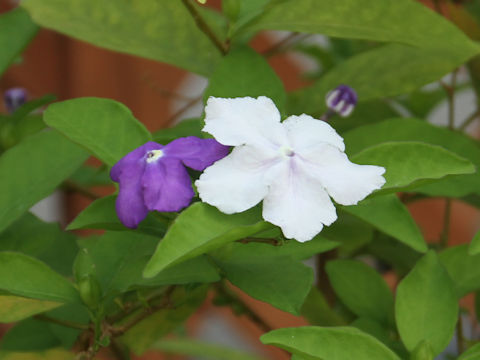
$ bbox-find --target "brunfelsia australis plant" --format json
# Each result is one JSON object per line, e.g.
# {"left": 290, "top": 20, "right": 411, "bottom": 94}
{"left": 0, "top": 1, "right": 480, "bottom": 360}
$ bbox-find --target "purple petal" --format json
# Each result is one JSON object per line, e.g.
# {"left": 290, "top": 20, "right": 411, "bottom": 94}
{"left": 4, "top": 87, "right": 27, "bottom": 114}
{"left": 163, "top": 136, "right": 229, "bottom": 171}
{"left": 142, "top": 158, "right": 195, "bottom": 212}
{"left": 115, "top": 161, "right": 149, "bottom": 228}
{"left": 110, "top": 141, "right": 162, "bottom": 182}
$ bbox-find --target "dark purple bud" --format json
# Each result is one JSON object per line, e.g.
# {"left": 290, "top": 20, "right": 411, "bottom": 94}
{"left": 325, "top": 85, "right": 357, "bottom": 117}
{"left": 4, "top": 87, "right": 27, "bottom": 114}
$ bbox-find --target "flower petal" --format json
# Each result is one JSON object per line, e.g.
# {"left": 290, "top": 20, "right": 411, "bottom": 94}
{"left": 110, "top": 141, "right": 162, "bottom": 182}
{"left": 262, "top": 160, "right": 337, "bottom": 242}
{"left": 163, "top": 136, "right": 230, "bottom": 171}
{"left": 283, "top": 114, "right": 345, "bottom": 152}
{"left": 299, "top": 144, "right": 386, "bottom": 205}
{"left": 142, "top": 158, "right": 194, "bottom": 212}
{"left": 196, "top": 144, "right": 279, "bottom": 214}
{"left": 203, "top": 96, "right": 287, "bottom": 148}
{"left": 115, "top": 162, "right": 149, "bottom": 228}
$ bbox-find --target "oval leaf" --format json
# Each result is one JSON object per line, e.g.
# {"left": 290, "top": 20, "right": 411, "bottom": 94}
{"left": 395, "top": 251, "right": 458, "bottom": 355}
{"left": 326, "top": 260, "right": 394, "bottom": 327}
{"left": 0, "top": 130, "right": 88, "bottom": 233}
{"left": 0, "top": 252, "right": 79, "bottom": 303}
{"left": 260, "top": 326, "right": 401, "bottom": 360}
{"left": 143, "top": 203, "right": 272, "bottom": 278}
{"left": 0, "top": 295, "right": 62, "bottom": 324}
{"left": 44, "top": 97, "right": 151, "bottom": 166}
{"left": 22, "top": 0, "right": 222, "bottom": 75}
{"left": 351, "top": 141, "right": 475, "bottom": 192}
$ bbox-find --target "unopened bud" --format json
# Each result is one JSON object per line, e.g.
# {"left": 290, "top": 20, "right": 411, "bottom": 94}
{"left": 4, "top": 87, "right": 27, "bottom": 114}
{"left": 325, "top": 85, "right": 357, "bottom": 117}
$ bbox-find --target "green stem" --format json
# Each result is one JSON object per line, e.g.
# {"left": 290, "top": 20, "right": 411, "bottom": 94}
{"left": 182, "top": 0, "right": 228, "bottom": 55}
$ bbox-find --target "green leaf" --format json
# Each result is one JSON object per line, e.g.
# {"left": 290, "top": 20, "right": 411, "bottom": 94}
{"left": 260, "top": 326, "right": 401, "bottom": 360}
{"left": 212, "top": 243, "right": 313, "bottom": 314}
{"left": 344, "top": 195, "right": 427, "bottom": 253}
{"left": 439, "top": 244, "right": 480, "bottom": 297}
{"left": 143, "top": 203, "right": 273, "bottom": 278}
{"left": 67, "top": 195, "right": 167, "bottom": 237}
{"left": 351, "top": 141, "right": 475, "bottom": 193}
{"left": 469, "top": 230, "right": 480, "bottom": 255}
{"left": 458, "top": 343, "right": 480, "bottom": 360}
{"left": 11, "top": 94, "right": 56, "bottom": 122}
{"left": 0, "top": 296, "right": 61, "bottom": 323}
{"left": 120, "top": 286, "right": 207, "bottom": 355}
{"left": 395, "top": 251, "right": 458, "bottom": 355}
{"left": 410, "top": 340, "right": 435, "bottom": 360}
{"left": 0, "top": 130, "right": 88, "bottom": 233}
{"left": 344, "top": 118, "right": 480, "bottom": 197}
{"left": 288, "top": 44, "right": 477, "bottom": 116}
{"left": 326, "top": 260, "right": 394, "bottom": 327}
{"left": 0, "top": 252, "right": 79, "bottom": 303}
{"left": 0, "top": 8, "right": 38, "bottom": 76}
{"left": 44, "top": 97, "right": 151, "bottom": 166}
{"left": 78, "top": 232, "right": 219, "bottom": 297}
{"left": 204, "top": 46, "right": 286, "bottom": 112}
{"left": 22, "top": 0, "right": 222, "bottom": 75}
{"left": 248, "top": 0, "right": 478, "bottom": 53}
{"left": 0, "top": 319, "right": 62, "bottom": 351}
{"left": 153, "top": 118, "right": 203, "bottom": 144}
{"left": 0, "top": 349, "right": 74, "bottom": 360}
{"left": 152, "top": 338, "right": 265, "bottom": 360}
{"left": 0, "top": 212, "right": 78, "bottom": 277}
{"left": 300, "top": 287, "right": 345, "bottom": 326}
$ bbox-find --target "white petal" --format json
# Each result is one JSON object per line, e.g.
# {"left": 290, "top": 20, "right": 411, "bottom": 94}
{"left": 203, "top": 96, "right": 287, "bottom": 148}
{"left": 282, "top": 114, "right": 345, "bottom": 152}
{"left": 262, "top": 160, "right": 337, "bottom": 242}
{"left": 300, "top": 144, "right": 386, "bottom": 206}
{"left": 196, "top": 144, "right": 279, "bottom": 214}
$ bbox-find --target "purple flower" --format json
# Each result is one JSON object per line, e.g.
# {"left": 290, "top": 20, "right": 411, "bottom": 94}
{"left": 110, "top": 136, "right": 229, "bottom": 228}
{"left": 325, "top": 85, "right": 357, "bottom": 117}
{"left": 4, "top": 87, "right": 27, "bottom": 114}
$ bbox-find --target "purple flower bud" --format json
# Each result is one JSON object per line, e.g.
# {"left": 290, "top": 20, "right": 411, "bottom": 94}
{"left": 325, "top": 85, "right": 357, "bottom": 117}
{"left": 4, "top": 87, "right": 27, "bottom": 114}
{"left": 110, "top": 137, "right": 229, "bottom": 228}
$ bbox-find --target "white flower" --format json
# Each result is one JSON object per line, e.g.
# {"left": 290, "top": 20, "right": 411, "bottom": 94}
{"left": 195, "top": 96, "right": 386, "bottom": 242}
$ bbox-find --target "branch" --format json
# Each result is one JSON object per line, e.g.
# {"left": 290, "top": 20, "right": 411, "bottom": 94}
{"left": 182, "top": 0, "right": 228, "bottom": 55}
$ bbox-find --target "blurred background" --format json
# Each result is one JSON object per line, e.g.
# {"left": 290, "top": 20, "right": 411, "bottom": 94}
{"left": 1, "top": 0, "right": 480, "bottom": 359}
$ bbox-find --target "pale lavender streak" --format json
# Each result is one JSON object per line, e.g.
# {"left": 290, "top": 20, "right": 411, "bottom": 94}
{"left": 4, "top": 87, "right": 27, "bottom": 114}
{"left": 325, "top": 84, "right": 357, "bottom": 117}
{"left": 110, "top": 137, "right": 229, "bottom": 228}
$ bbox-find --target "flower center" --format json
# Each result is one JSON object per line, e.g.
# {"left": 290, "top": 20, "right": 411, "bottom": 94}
{"left": 146, "top": 149, "right": 164, "bottom": 163}
{"left": 279, "top": 146, "right": 295, "bottom": 158}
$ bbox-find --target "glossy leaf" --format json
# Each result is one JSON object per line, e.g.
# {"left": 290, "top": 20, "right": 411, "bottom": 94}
{"left": 0, "top": 296, "right": 61, "bottom": 323}
{"left": 0, "top": 8, "right": 38, "bottom": 76}
{"left": 439, "top": 244, "right": 480, "bottom": 297}
{"left": 300, "top": 287, "right": 345, "bottom": 326}
{"left": 344, "top": 118, "right": 480, "bottom": 197}
{"left": 204, "top": 46, "right": 286, "bottom": 112}
{"left": 248, "top": 0, "right": 478, "bottom": 52}
{"left": 0, "top": 252, "right": 79, "bottom": 303}
{"left": 67, "top": 195, "right": 167, "bottom": 237}
{"left": 0, "top": 130, "right": 88, "bottom": 233}
{"left": 458, "top": 343, "right": 480, "bottom": 360}
{"left": 44, "top": 97, "right": 151, "bottom": 166}
{"left": 143, "top": 203, "right": 273, "bottom": 277}
{"left": 288, "top": 44, "right": 476, "bottom": 116}
{"left": 326, "top": 260, "right": 394, "bottom": 327}
{"left": 351, "top": 141, "right": 475, "bottom": 193}
{"left": 261, "top": 326, "right": 401, "bottom": 360}
{"left": 22, "top": 0, "right": 222, "bottom": 75}
{"left": 344, "top": 195, "right": 427, "bottom": 253}
{"left": 212, "top": 243, "right": 314, "bottom": 314}
{"left": 395, "top": 251, "right": 458, "bottom": 355}
{"left": 153, "top": 118, "right": 203, "bottom": 144}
